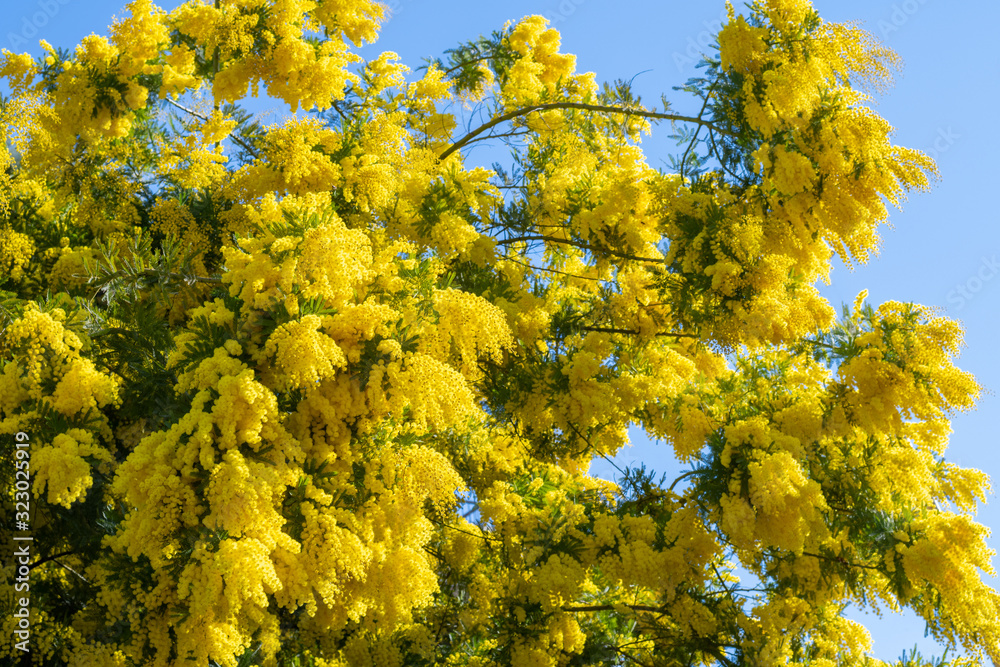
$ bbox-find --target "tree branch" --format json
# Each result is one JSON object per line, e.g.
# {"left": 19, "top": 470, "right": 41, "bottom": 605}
{"left": 495, "top": 234, "right": 664, "bottom": 264}
{"left": 162, "top": 97, "right": 261, "bottom": 160}
{"left": 500, "top": 255, "right": 611, "bottom": 282}
{"left": 581, "top": 326, "right": 699, "bottom": 339}
{"left": 667, "top": 469, "right": 701, "bottom": 492}
{"left": 440, "top": 102, "right": 736, "bottom": 160}
{"left": 801, "top": 551, "right": 881, "bottom": 571}
{"left": 29, "top": 550, "right": 77, "bottom": 571}
{"left": 613, "top": 646, "right": 654, "bottom": 667}
{"left": 563, "top": 604, "right": 664, "bottom": 614}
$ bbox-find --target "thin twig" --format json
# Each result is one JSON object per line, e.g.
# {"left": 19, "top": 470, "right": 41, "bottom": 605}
{"left": 53, "top": 558, "right": 90, "bottom": 584}
{"left": 679, "top": 81, "right": 717, "bottom": 182}
{"left": 667, "top": 469, "right": 700, "bottom": 493}
{"left": 613, "top": 646, "right": 655, "bottom": 667}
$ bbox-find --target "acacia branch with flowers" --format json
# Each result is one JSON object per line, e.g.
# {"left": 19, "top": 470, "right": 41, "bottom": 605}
{"left": 0, "top": 0, "right": 995, "bottom": 666}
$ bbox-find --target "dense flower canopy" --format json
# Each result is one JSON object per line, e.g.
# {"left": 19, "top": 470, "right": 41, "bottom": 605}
{"left": 0, "top": 0, "right": 997, "bottom": 665}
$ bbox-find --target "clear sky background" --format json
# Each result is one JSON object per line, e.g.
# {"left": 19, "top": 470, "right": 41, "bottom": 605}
{"left": 4, "top": 0, "right": 998, "bottom": 662}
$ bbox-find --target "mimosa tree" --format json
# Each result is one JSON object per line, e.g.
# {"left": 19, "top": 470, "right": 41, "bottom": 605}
{"left": 0, "top": 0, "right": 996, "bottom": 665}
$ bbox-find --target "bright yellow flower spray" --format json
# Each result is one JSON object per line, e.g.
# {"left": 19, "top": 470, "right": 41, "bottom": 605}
{"left": 0, "top": 0, "right": 995, "bottom": 665}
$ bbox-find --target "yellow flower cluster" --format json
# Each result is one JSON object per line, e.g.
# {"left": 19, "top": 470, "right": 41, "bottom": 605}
{"left": 33, "top": 429, "right": 113, "bottom": 507}
{"left": 422, "top": 288, "right": 513, "bottom": 375}
{"left": 0, "top": 306, "right": 119, "bottom": 507}
{"left": 170, "top": 0, "right": 381, "bottom": 111}
{"left": 719, "top": 0, "right": 934, "bottom": 271}
{"left": 897, "top": 513, "right": 1000, "bottom": 659}
{"left": 502, "top": 16, "right": 578, "bottom": 106}
{"left": 233, "top": 118, "right": 343, "bottom": 198}
{"left": 109, "top": 0, "right": 169, "bottom": 79}
{"left": 838, "top": 300, "right": 980, "bottom": 437}
{"left": 748, "top": 449, "right": 828, "bottom": 553}
{"left": 222, "top": 213, "right": 372, "bottom": 314}
{"left": 0, "top": 227, "right": 34, "bottom": 281}
{"left": 387, "top": 353, "right": 477, "bottom": 433}
{"left": 0, "top": 0, "right": 995, "bottom": 664}
{"left": 263, "top": 315, "right": 347, "bottom": 389}
{"left": 717, "top": 13, "right": 768, "bottom": 73}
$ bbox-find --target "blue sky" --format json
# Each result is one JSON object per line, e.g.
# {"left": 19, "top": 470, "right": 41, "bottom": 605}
{"left": 5, "top": 0, "right": 999, "bottom": 662}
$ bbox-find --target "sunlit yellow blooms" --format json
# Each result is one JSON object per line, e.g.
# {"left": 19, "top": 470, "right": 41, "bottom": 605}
{"left": 212, "top": 370, "right": 282, "bottom": 450}
{"left": 400, "top": 445, "right": 466, "bottom": 510}
{"left": 173, "top": 344, "right": 247, "bottom": 396}
{"left": 501, "top": 16, "right": 577, "bottom": 105}
{"left": 838, "top": 300, "right": 980, "bottom": 436}
{"left": 264, "top": 315, "right": 347, "bottom": 389}
{"left": 109, "top": 0, "right": 169, "bottom": 78}
{"left": 238, "top": 117, "right": 344, "bottom": 194}
{"left": 50, "top": 357, "right": 119, "bottom": 417}
{"left": 748, "top": 449, "right": 828, "bottom": 553}
{"left": 200, "top": 108, "right": 237, "bottom": 145}
{"left": 0, "top": 1, "right": 996, "bottom": 665}
{"left": 299, "top": 223, "right": 375, "bottom": 303}
{"left": 161, "top": 43, "right": 199, "bottom": 97}
{"left": 77, "top": 34, "right": 119, "bottom": 70}
{"left": 424, "top": 288, "right": 513, "bottom": 372}
{"left": 311, "top": 0, "right": 386, "bottom": 46}
{"left": 0, "top": 308, "right": 120, "bottom": 430}
{"left": 0, "top": 227, "right": 34, "bottom": 280}
{"left": 203, "top": 449, "right": 273, "bottom": 537}
{"left": 32, "top": 429, "right": 112, "bottom": 507}
{"left": 364, "top": 51, "right": 409, "bottom": 94}
{"left": 0, "top": 50, "right": 36, "bottom": 91}
{"left": 757, "top": 144, "right": 817, "bottom": 195}
{"left": 388, "top": 353, "right": 476, "bottom": 433}
{"left": 507, "top": 15, "right": 576, "bottom": 87}
{"left": 718, "top": 13, "right": 768, "bottom": 72}
{"left": 897, "top": 513, "right": 1000, "bottom": 659}
{"left": 409, "top": 63, "right": 451, "bottom": 103}
{"left": 222, "top": 214, "right": 373, "bottom": 312}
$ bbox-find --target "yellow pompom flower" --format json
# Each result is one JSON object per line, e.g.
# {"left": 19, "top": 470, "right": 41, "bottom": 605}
{"left": 264, "top": 315, "right": 347, "bottom": 390}
{"left": 0, "top": 227, "right": 34, "bottom": 281}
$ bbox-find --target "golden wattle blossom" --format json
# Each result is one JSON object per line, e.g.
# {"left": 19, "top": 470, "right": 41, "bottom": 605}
{"left": 0, "top": 0, "right": 995, "bottom": 665}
